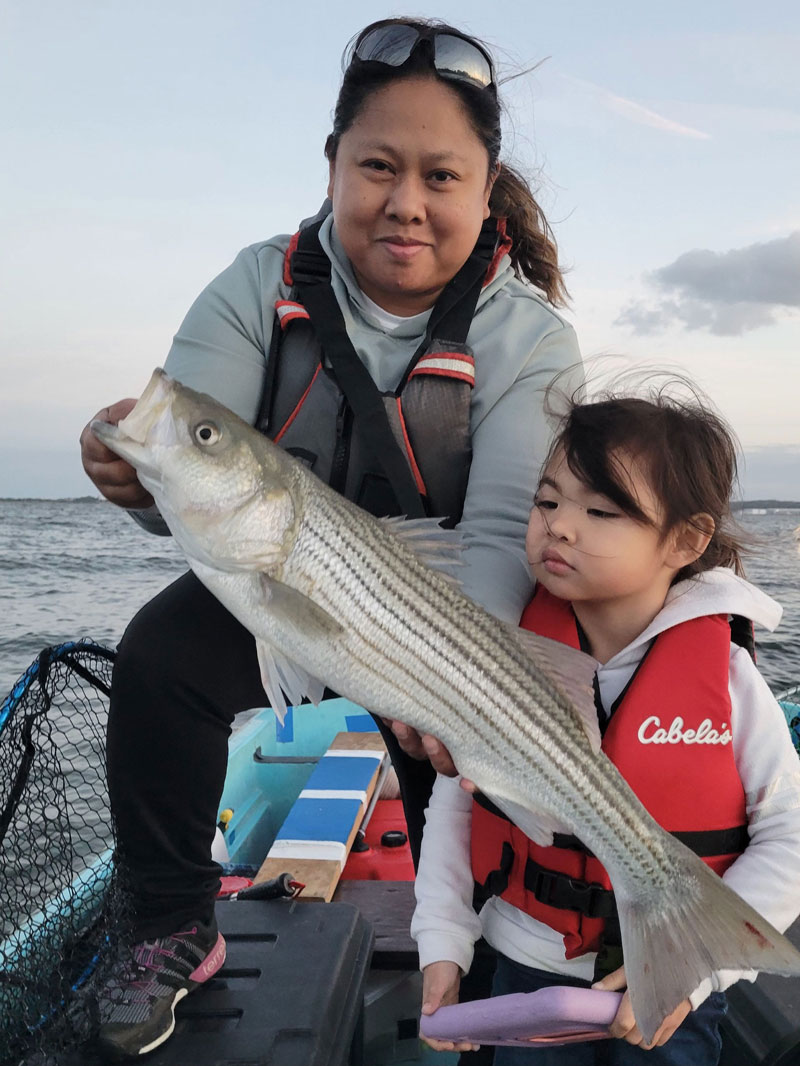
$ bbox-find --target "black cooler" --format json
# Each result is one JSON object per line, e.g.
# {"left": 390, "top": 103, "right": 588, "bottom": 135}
{"left": 720, "top": 916, "right": 800, "bottom": 1066}
{"left": 60, "top": 898, "right": 373, "bottom": 1066}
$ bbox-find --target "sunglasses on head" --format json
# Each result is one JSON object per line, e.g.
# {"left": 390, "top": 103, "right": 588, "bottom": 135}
{"left": 350, "top": 24, "right": 494, "bottom": 91}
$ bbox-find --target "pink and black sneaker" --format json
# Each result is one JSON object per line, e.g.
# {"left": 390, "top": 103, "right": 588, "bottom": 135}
{"left": 97, "top": 918, "right": 226, "bottom": 1059}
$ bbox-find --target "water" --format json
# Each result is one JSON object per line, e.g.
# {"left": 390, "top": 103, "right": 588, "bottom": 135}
{"left": 1, "top": 499, "right": 799, "bottom": 699}
{"left": 0, "top": 499, "right": 187, "bottom": 698}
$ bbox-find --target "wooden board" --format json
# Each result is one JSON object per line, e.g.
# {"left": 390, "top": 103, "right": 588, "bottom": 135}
{"left": 255, "top": 731, "right": 386, "bottom": 902}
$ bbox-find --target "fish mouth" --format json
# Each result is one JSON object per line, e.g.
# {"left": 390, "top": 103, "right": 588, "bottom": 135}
{"left": 91, "top": 368, "right": 175, "bottom": 486}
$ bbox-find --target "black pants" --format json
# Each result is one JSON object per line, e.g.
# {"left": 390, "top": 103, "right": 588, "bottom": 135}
{"left": 107, "top": 571, "right": 436, "bottom": 939}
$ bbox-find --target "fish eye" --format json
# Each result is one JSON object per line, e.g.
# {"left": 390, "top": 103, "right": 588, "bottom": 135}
{"left": 194, "top": 421, "right": 221, "bottom": 446}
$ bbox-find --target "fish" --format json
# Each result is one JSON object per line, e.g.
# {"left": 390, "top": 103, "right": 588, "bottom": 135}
{"left": 93, "top": 368, "right": 800, "bottom": 1044}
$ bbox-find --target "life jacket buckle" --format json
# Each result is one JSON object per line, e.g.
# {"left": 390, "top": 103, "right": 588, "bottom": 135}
{"left": 526, "top": 862, "right": 616, "bottom": 919}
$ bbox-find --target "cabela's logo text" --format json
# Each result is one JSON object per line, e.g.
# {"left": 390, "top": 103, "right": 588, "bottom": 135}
{"left": 638, "top": 716, "right": 732, "bottom": 746}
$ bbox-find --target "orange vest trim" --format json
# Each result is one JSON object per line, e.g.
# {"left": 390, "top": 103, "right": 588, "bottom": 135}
{"left": 471, "top": 585, "right": 748, "bottom": 958}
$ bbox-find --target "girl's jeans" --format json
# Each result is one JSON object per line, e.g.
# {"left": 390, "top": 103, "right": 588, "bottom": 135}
{"left": 490, "top": 954, "right": 727, "bottom": 1066}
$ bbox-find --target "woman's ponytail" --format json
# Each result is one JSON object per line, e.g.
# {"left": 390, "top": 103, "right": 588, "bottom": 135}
{"left": 490, "top": 163, "right": 568, "bottom": 307}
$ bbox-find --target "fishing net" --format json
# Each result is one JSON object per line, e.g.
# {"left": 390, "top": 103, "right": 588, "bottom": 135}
{"left": 0, "top": 640, "right": 130, "bottom": 1065}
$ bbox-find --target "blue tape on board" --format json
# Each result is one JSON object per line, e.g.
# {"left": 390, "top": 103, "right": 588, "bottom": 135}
{"left": 276, "top": 706, "right": 294, "bottom": 743}
{"left": 276, "top": 797, "right": 364, "bottom": 845}
{"left": 306, "top": 755, "right": 378, "bottom": 793}
{"left": 345, "top": 714, "right": 380, "bottom": 732}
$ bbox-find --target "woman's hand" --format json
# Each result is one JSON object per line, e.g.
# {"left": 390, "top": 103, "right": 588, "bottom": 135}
{"left": 382, "top": 720, "right": 479, "bottom": 791}
{"left": 593, "top": 966, "right": 691, "bottom": 1048}
{"left": 383, "top": 721, "right": 459, "bottom": 775}
{"left": 420, "top": 961, "right": 479, "bottom": 1053}
{"left": 80, "top": 399, "right": 154, "bottom": 509}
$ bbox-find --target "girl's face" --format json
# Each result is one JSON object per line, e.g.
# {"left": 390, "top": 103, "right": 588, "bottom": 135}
{"left": 327, "top": 75, "right": 495, "bottom": 316}
{"left": 526, "top": 448, "right": 683, "bottom": 613}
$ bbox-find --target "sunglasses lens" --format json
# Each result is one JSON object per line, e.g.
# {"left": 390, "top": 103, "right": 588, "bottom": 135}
{"left": 355, "top": 25, "right": 419, "bottom": 66}
{"left": 433, "top": 34, "right": 493, "bottom": 88}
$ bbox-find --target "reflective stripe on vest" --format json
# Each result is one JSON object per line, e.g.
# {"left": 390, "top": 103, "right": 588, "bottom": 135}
{"left": 471, "top": 585, "right": 748, "bottom": 958}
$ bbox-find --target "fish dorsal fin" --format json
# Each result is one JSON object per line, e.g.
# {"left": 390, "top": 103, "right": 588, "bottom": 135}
{"left": 255, "top": 576, "right": 340, "bottom": 723}
{"left": 512, "top": 627, "right": 601, "bottom": 753}
{"left": 380, "top": 516, "right": 464, "bottom": 587}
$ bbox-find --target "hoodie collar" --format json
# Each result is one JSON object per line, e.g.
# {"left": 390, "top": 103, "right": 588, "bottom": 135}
{"left": 603, "top": 567, "right": 782, "bottom": 668}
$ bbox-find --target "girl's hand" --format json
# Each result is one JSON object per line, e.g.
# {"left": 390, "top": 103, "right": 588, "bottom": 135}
{"left": 593, "top": 965, "right": 692, "bottom": 1048}
{"left": 420, "top": 961, "right": 479, "bottom": 1053}
{"left": 80, "top": 399, "right": 154, "bottom": 509}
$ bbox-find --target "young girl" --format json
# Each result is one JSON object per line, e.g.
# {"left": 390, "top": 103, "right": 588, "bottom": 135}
{"left": 412, "top": 389, "right": 800, "bottom": 1064}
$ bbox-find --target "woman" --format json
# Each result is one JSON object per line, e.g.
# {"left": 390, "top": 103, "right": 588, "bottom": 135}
{"left": 80, "top": 17, "right": 581, "bottom": 1059}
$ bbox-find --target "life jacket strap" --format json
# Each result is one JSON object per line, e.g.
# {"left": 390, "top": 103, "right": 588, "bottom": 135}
{"left": 291, "top": 220, "right": 427, "bottom": 518}
{"left": 478, "top": 839, "right": 514, "bottom": 898}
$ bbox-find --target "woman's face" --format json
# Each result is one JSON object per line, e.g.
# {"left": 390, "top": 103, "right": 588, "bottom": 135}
{"left": 328, "top": 75, "right": 496, "bottom": 316}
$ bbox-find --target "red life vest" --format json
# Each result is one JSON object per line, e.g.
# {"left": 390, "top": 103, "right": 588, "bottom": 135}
{"left": 471, "top": 586, "right": 748, "bottom": 959}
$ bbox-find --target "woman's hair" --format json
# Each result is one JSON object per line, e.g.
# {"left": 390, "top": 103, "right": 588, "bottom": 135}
{"left": 543, "top": 382, "right": 747, "bottom": 579}
{"left": 325, "top": 16, "right": 568, "bottom": 306}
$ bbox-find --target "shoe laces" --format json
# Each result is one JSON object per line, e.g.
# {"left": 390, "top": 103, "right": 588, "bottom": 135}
{"left": 108, "top": 929, "right": 201, "bottom": 1005}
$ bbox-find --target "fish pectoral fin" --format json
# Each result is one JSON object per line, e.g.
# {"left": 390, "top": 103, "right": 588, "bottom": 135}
{"left": 482, "top": 791, "right": 561, "bottom": 848}
{"left": 380, "top": 516, "right": 464, "bottom": 588}
{"left": 512, "top": 628, "right": 602, "bottom": 754}
{"left": 258, "top": 574, "right": 343, "bottom": 640}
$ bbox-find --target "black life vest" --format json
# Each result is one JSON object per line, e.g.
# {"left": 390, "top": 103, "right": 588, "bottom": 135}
{"left": 255, "top": 215, "right": 511, "bottom": 525}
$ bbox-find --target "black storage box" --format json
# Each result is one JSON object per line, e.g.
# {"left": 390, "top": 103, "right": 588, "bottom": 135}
{"left": 59, "top": 898, "right": 373, "bottom": 1066}
{"left": 720, "top": 917, "right": 800, "bottom": 1066}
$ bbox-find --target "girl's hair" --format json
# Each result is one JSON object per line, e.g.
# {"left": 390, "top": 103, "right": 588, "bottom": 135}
{"left": 325, "top": 17, "right": 568, "bottom": 306}
{"left": 543, "top": 384, "right": 747, "bottom": 579}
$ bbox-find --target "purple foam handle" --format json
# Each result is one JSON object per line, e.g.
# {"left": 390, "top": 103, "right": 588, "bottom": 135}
{"left": 419, "top": 985, "right": 623, "bottom": 1047}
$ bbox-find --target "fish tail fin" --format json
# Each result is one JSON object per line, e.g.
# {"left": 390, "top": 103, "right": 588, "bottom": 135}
{"left": 617, "top": 843, "right": 800, "bottom": 1045}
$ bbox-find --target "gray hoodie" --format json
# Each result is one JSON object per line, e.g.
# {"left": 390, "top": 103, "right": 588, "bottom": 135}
{"left": 137, "top": 211, "right": 582, "bottom": 623}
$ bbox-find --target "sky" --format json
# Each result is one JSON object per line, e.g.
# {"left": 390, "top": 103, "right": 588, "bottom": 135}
{"left": 2, "top": 0, "right": 799, "bottom": 499}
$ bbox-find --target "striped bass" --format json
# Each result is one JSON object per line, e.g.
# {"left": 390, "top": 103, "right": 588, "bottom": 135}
{"left": 93, "top": 368, "right": 800, "bottom": 1044}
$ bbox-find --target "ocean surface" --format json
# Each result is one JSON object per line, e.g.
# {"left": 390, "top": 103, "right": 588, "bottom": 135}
{"left": 1, "top": 499, "right": 799, "bottom": 701}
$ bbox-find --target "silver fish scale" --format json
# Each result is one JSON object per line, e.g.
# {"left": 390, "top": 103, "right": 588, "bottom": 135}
{"left": 286, "top": 480, "right": 672, "bottom": 892}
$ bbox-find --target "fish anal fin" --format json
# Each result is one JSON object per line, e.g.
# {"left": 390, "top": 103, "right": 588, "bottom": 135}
{"left": 513, "top": 628, "right": 601, "bottom": 753}
{"left": 481, "top": 791, "right": 563, "bottom": 848}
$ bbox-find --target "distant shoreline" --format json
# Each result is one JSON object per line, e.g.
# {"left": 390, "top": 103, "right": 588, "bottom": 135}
{"left": 2, "top": 496, "right": 799, "bottom": 510}
{"left": 0, "top": 496, "right": 104, "bottom": 503}
{"left": 732, "top": 500, "right": 800, "bottom": 511}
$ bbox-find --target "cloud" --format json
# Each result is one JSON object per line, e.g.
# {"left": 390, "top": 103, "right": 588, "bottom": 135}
{"left": 617, "top": 232, "right": 800, "bottom": 336}
{"left": 559, "top": 74, "right": 710, "bottom": 140}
